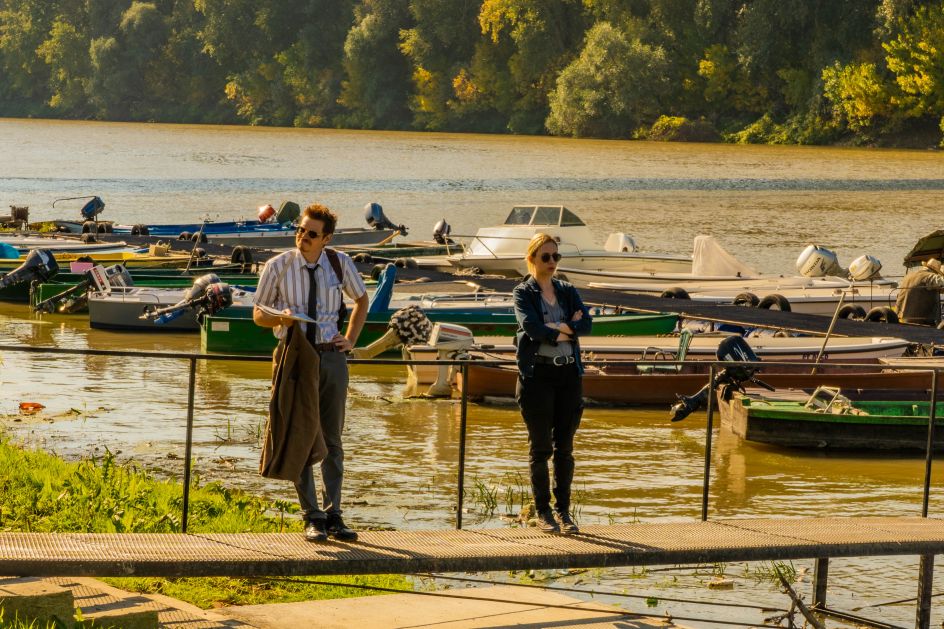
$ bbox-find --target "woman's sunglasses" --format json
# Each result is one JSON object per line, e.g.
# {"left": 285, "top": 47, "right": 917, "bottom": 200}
{"left": 296, "top": 226, "right": 322, "bottom": 239}
{"left": 539, "top": 252, "right": 562, "bottom": 263}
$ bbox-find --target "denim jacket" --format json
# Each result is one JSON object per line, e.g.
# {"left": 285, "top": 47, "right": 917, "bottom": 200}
{"left": 513, "top": 275, "right": 593, "bottom": 378}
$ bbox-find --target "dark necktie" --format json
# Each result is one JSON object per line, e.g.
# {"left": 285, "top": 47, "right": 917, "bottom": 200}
{"left": 305, "top": 266, "right": 318, "bottom": 347}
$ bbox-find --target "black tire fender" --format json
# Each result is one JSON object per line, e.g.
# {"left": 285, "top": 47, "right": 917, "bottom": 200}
{"left": 732, "top": 292, "right": 759, "bottom": 307}
{"left": 837, "top": 304, "right": 867, "bottom": 320}
{"left": 178, "top": 231, "right": 192, "bottom": 241}
{"left": 758, "top": 294, "right": 791, "bottom": 311}
{"left": 370, "top": 263, "right": 386, "bottom": 281}
{"left": 230, "top": 245, "right": 253, "bottom": 267}
{"left": 131, "top": 224, "right": 150, "bottom": 236}
{"left": 660, "top": 287, "right": 690, "bottom": 299}
{"left": 864, "top": 306, "right": 899, "bottom": 323}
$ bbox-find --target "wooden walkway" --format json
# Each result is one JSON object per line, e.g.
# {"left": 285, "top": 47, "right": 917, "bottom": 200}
{"left": 4, "top": 516, "right": 944, "bottom": 577}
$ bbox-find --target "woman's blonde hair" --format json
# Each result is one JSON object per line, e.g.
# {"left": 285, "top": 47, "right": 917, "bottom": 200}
{"left": 525, "top": 233, "right": 558, "bottom": 276}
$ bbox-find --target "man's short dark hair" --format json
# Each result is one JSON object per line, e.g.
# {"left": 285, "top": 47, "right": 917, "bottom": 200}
{"left": 303, "top": 203, "right": 337, "bottom": 235}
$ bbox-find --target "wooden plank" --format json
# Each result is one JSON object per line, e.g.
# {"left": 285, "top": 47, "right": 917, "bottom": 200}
{"left": 0, "top": 517, "right": 942, "bottom": 578}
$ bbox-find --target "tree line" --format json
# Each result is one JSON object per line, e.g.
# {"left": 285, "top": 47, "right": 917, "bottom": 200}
{"left": 1, "top": 0, "right": 942, "bottom": 145}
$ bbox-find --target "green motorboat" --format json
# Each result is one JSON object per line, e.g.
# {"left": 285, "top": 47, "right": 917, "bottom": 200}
{"left": 719, "top": 386, "right": 944, "bottom": 451}
{"left": 201, "top": 309, "right": 679, "bottom": 355}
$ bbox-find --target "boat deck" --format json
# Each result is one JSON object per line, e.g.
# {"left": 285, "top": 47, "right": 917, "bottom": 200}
{"left": 3, "top": 516, "right": 944, "bottom": 577}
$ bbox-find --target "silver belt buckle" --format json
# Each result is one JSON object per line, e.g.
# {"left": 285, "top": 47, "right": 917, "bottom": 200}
{"left": 553, "top": 355, "right": 572, "bottom": 366}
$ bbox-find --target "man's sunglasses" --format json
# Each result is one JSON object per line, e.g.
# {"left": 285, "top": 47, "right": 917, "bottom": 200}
{"left": 296, "top": 226, "right": 323, "bottom": 239}
{"left": 539, "top": 252, "right": 562, "bottom": 263}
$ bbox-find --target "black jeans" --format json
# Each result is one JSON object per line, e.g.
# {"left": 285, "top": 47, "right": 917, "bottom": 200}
{"left": 516, "top": 363, "right": 583, "bottom": 514}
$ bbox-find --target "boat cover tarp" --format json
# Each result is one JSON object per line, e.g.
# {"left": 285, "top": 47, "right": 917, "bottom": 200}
{"left": 903, "top": 230, "right": 944, "bottom": 268}
{"left": 0, "top": 242, "right": 18, "bottom": 259}
{"left": 368, "top": 263, "right": 396, "bottom": 313}
{"left": 691, "top": 235, "right": 759, "bottom": 277}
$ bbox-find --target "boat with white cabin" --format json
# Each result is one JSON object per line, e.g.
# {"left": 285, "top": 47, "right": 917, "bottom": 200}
{"left": 443, "top": 205, "right": 691, "bottom": 277}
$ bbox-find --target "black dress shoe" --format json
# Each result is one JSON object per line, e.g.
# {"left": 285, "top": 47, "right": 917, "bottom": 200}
{"left": 304, "top": 518, "right": 328, "bottom": 543}
{"left": 326, "top": 513, "right": 358, "bottom": 541}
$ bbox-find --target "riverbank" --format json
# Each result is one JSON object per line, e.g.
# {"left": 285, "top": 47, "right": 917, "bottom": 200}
{"left": 0, "top": 434, "right": 410, "bottom": 608}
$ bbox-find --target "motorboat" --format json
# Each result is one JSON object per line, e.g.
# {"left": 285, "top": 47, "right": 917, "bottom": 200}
{"left": 0, "top": 234, "right": 130, "bottom": 255}
{"left": 583, "top": 240, "right": 899, "bottom": 316}
{"left": 108, "top": 202, "right": 407, "bottom": 248}
{"left": 443, "top": 205, "right": 691, "bottom": 277}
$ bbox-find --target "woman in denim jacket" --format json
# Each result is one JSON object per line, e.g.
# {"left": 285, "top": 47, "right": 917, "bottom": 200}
{"left": 513, "top": 233, "right": 592, "bottom": 534}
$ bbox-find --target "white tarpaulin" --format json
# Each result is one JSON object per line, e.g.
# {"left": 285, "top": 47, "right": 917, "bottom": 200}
{"left": 691, "top": 235, "right": 759, "bottom": 277}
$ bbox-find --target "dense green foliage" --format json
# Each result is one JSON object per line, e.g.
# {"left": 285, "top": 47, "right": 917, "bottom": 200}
{"left": 0, "top": 439, "right": 410, "bottom": 607}
{"left": 1, "top": 0, "right": 942, "bottom": 144}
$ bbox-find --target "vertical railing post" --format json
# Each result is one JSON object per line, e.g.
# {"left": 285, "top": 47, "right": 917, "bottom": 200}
{"left": 922, "top": 370, "right": 938, "bottom": 518}
{"left": 702, "top": 365, "right": 716, "bottom": 522}
{"left": 916, "top": 554, "right": 934, "bottom": 629}
{"left": 813, "top": 558, "right": 829, "bottom": 609}
{"left": 181, "top": 357, "right": 197, "bottom": 533}
{"left": 456, "top": 362, "right": 469, "bottom": 530}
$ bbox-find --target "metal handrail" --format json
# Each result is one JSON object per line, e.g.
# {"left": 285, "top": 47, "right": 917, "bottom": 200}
{"left": 0, "top": 343, "right": 940, "bottom": 533}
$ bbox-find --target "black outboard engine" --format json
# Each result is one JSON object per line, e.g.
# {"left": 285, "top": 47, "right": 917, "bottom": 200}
{"left": 669, "top": 336, "right": 773, "bottom": 422}
{"left": 0, "top": 249, "right": 59, "bottom": 290}
{"left": 364, "top": 202, "right": 408, "bottom": 236}
{"left": 140, "top": 273, "right": 233, "bottom": 324}
{"left": 433, "top": 218, "right": 452, "bottom": 245}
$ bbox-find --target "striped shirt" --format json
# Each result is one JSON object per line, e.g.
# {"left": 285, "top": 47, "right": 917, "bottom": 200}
{"left": 254, "top": 248, "right": 367, "bottom": 342}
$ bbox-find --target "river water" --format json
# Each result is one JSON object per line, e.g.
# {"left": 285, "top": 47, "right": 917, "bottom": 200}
{"left": 2, "top": 118, "right": 944, "bottom": 626}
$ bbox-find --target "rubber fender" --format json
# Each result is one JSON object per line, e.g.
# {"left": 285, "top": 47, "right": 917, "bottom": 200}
{"left": 190, "top": 232, "right": 208, "bottom": 243}
{"left": 131, "top": 224, "right": 149, "bottom": 236}
{"left": 178, "top": 231, "right": 192, "bottom": 241}
{"left": 837, "top": 304, "right": 867, "bottom": 320}
{"left": 732, "top": 292, "right": 759, "bottom": 307}
{"left": 864, "top": 306, "right": 899, "bottom": 323}
{"left": 660, "top": 287, "right": 690, "bottom": 299}
{"left": 81, "top": 221, "right": 97, "bottom": 234}
{"left": 758, "top": 294, "right": 791, "bottom": 311}
{"left": 230, "top": 246, "right": 253, "bottom": 267}
{"left": 352, "top": 253, "right": 373, "bottom": 263}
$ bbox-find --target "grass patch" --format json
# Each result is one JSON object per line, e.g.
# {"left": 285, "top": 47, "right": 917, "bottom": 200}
{"left": 0, "top": 437, "right": 411, "bottom": 608}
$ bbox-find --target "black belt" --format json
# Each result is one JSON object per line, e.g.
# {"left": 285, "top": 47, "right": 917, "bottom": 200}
{"left": 311, "top": 342, "right": 340, "bottom": 352}
{"left": 534, "top": 355, "right": 575, "bottom": 366}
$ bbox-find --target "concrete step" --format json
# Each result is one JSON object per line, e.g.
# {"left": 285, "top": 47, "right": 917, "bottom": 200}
{"left": 0, "top": 577, "right": 75, "bottom": 625}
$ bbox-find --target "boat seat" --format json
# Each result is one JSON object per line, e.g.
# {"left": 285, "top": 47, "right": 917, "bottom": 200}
{"left": 637, "top": 328, "right": 693, "bottom": 374}
{"left": 804, "top": 386, "right": 863, "bottom": 415}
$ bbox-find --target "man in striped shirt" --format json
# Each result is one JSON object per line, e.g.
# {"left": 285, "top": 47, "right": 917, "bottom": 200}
{"left": 254, "top": 203, "right": 369, "bottom": 543}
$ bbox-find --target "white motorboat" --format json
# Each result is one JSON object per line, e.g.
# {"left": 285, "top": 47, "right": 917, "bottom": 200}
{"left": 581, "top": 239, "right": 899, "bottom": 316}
{"left": 444, "top": 205, "right": 691, "bottom": 277}
{"left": 0, "top": 234, "right": 131, "bottom": 255}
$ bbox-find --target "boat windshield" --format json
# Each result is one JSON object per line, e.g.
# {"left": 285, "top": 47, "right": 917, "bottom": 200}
{"left": 533, "top": 206, "right": 561, "bottom": 225}
{"left": 561, "top": 207, "right": 584, "bottom": 226}
{"left": 504, "top": 206, "right": 534, "bottom": 225}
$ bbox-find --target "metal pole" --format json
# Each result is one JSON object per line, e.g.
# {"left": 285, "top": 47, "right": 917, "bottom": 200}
{"left": 810, "top": 291, "right": 845, "bottom": 376}
{"left": 456, "top": 363, "right": 469, "bottom": 530}
{"left": 922, "top": 370, "right": 938, "bottom": 518}
{"left": 813, "top": 557, "right": 829, "bottom": 609}
{"left": 701, "top": 365, "right": 716, "bottom": 522}
{"left": 181, "top": 357, "right": 197, "bottom": 533}
{"left": 916, "top": 554, "right": 934, "bottom": 629}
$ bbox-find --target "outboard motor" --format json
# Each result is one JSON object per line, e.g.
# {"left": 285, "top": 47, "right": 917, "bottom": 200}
{"left": 364, "top": 202, "right": 408, "bottom": 236}
{"left": 275, "top": 201, "right": 300, "bottom": 225}
{"left": 79, "top": 196, "right": 105, "bottom": 221}
{"left": 669, "top": 336, "right": 773, "bottom": 423}
{"left": 140, "top": 273, "right": 233, "bottom": 324}
{"left": 0, "top": 249, "right": 59, "bottom": 290}
{"left": 433, "top": 219, "right": 452, "bottom": 245}
{"left": 797, "top": 244, "right": 841, "bottom": 278}
{"left": 848, "top": 255, "right": 882, "bottom": 281}
{"left": 33, "top": 263, "right": 133, "bottom": 314}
